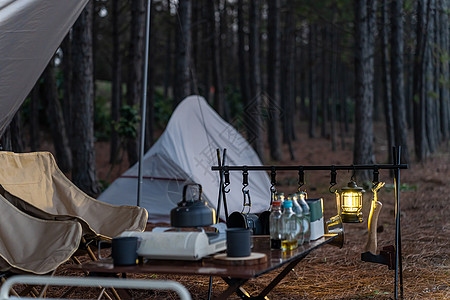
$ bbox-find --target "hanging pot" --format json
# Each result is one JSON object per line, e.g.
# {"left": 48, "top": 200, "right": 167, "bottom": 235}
{"left": 227, "top": 189, "right": 263, "bottom": 235}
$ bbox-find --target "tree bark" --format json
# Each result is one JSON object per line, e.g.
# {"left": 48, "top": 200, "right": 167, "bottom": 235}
{"left": 413, "top": 0, "right": 430, "bottom": 161}
{"left": 126, "top": 0, "right": 146, "bottom": 167}
{"left": 238, "top": 0, "right": 251, "bottom": 139}
{"left": 381, "top": 0, "right": 395, "bottom": 163}
{"left": 320, "top": 25, "right": 329, "bottom": 139}
{"left": 163, "top": 0, "right": 172, "bottom": 100}
{"left": 438, "top": 0, "right": 449, "bottom": 140}
{"left": 71, "top": 0, "right": 99, "bottom": 196}
{"left": 308, "top": 24, "right": 318, "bottom": 138}
{"left": 425, "top": 0, "right": 438, "bottom": 153}
{"left": 353, "top": 0, "right": 377, "bottom": 181}
{"left": 146, "top": 0, "right": 156, "bottom": 150}
{"left": 42, "top": 58, "right": 72, "bottom": 172}
{"left": 29, "top": 82, "right": 41, "bottom": 151}
{"left": 174, "top": 0, "right": 192, "bottom": 105}
{"left": 267, "top": 0, "right": 282, "bottom": 161}
{"left": 208, "top": 0, "right": 225, "bottom": 117}
{"left": 61, "top": 33, "right": 72, "bottom": 140}
{"left": 391, "top": 0, "right": 410, "bottom": 164}
{"left": 110, "top": 0, "right": 122, "bottom": 164}
{"left": 248, "top": 0, "right": 264, "bottom": 159}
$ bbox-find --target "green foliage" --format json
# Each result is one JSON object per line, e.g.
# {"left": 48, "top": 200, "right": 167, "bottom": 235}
{"left": 114, "top": 104, "right": 140, "bottom": 139}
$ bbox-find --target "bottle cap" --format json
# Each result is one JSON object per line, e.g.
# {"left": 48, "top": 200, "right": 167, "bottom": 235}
{"left": 283, "top": 200, "right": 293, "bottom": 208}
{"left": 273, "top": 200, "right": 282, "bottom": 207}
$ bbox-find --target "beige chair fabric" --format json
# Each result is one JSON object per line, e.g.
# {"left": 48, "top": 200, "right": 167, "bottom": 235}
{"left": 0, "top": 194, "right": 82, "bottom": 275}
{"left": 0, "top": 151, "right": 148, "bottom": 239}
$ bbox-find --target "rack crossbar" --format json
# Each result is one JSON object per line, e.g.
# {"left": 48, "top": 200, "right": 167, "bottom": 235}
{"left": 212, "top": 164, "right": 408, "bottom": 172}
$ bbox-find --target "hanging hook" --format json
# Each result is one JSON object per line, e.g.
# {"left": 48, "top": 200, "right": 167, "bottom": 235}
{"left": 329, "top": 166, "right": 337, "bottom": 193}
{"left": 297, "top": 167, "right": 305, "bottom": 192}
{"left": 241, "top": 189, "right": 252, "bottom": 214}
{"left": 223, "top": 167, "right": 230, "bottom": 193}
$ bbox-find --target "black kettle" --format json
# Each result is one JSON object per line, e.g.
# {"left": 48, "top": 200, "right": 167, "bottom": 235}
{"left": 170, "top": 184, "right": 216, "bottom": 227}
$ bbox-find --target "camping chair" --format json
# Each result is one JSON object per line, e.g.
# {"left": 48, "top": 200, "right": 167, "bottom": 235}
{"left": 0, "top": 193, "right": 82, "bottom": 297}
{"left": 0, "top": 151, "right": 148, "bottom": 298}
{"left": 0, "top": 151, "right": 148, "bottom": 240}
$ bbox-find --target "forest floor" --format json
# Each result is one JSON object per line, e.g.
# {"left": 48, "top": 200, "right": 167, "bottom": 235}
{"left": 51, "top": 121, "right": 449, "bottom": 299}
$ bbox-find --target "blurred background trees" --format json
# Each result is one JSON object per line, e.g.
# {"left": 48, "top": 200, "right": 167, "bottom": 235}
{"left": 1, "top": 0, "right": 449, "bottom": 193}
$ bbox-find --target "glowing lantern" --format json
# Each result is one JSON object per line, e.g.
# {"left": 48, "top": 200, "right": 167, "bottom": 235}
{"left": 336, "top": 180, "right": 364, "bottom": 223}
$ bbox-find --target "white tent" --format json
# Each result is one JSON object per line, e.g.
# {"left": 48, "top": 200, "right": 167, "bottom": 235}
{"left": 99, "top": 95, "right": 271, "bottom": 223}
{"left": 0, "top": 0, "right": 89, "bottom": 137}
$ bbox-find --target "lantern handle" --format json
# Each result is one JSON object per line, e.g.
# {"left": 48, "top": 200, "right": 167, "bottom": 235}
{"left": 329, "top": 166, "right": 337, "bottom": 193}
{"left": 350, "top": 165, "right": 356, "bottom": 182}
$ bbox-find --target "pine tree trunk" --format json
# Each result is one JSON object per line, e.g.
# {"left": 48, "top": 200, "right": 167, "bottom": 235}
{"left": 413, "top": 0, "right": 430, "bottom": 161}
{"left": 71, "top": 0, "right": 99, "bottom": 196}
{"left": 267, "top": 0, "right": 282, "bottom": 161}
{"left": 248, "top": 0, "right": 264, "bottom": 159}
{"left": 110, "top": 0, "right": 122, "bottom": 164}
{"left": 126, "top": 0, "right": 146, "bottom": 167}
{"left": 174, "top": 0, "right": 192, "bottom": 105}
{"left": 381, "top": 0, "right": 394, "bottom": 163}
{"left": 208, "top": 0, "right": 225, "bottom": 117}
{"left": 163, "top": 0, "right": 172, "bottom": 100}
{"left": 438, "top": 0, "right": 449, "bottom": 140}
{"left": 425, "top": 0, "right": 438, "bottom": 153}
{"left": 146, "top": 0, "right": 156, "bottom": 150}
{"left": 30, "top": 82, "right": 40, "bottom": 151}
{"left": 9, "top": 112, "right": 24, "bottom": 152}
{"left": 238, "top": 0, "right": 251, "bottom": 140}
{"left": 308, "top": 24, "right": 317, "bottom": 138}
{"left": 354, "top": 0, "right": 377, "bottom": 181}
{"left": 43, "top": 58, "right": 72, "bottom": 172}
{"left": 320, "top": 25, "right": 328, "bottom": 139}
{"left": 61, "top": 33, "right": 72, "bottom": 140}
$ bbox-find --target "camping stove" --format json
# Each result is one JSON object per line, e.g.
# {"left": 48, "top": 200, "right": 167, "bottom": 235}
{"left": 120, "top": 225, "right": 226, "bottom": 261}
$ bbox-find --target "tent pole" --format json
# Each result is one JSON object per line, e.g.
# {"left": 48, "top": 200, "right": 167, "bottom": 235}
{"left": 137, "top": 0, "right": 152, "bottom": 207}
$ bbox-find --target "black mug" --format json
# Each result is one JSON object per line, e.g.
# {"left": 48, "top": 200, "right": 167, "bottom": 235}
{"left": 99, "top": 236, "right": 138, "bottom": 266}
{"left": 226, "top": 228, "right": 252, "bottom": 257}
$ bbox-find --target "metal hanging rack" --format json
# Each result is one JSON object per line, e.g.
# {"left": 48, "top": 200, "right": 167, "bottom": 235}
{"left": 212, "top": 146, "right": 407, "bottom": 300}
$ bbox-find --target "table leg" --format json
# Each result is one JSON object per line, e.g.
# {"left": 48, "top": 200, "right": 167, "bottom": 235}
{"left": 256, "top": 255, "right": 306, "bottom": 298}
{"left": 215, "top": 278, "right": 249, "bottom": 300}
{"left": 219, "top": 253, "right": 307, "bottom": 299}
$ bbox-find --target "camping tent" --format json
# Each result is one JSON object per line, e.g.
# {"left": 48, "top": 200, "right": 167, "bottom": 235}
{"left": 99, "top": 95, "right": 271, "bottom": 223}
{"left": 0, "top": 0, "right": 89, "bottom": 137}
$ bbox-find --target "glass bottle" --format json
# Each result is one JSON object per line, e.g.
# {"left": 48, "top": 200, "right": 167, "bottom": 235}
{"left": 281, "top": 200, "right": 298, "bottom": 251}
{"left": 290, "top": 194, "right": 304, "bottom": 245}
{"left": 297, "top": 192, "right": 311, "bottom": 243}
{"left": 269, "top": 200, "right": 283, "bottom": 249}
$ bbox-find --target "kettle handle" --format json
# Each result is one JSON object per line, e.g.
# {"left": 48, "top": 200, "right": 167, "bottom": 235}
{"left": 183, "top": 184, "right": 202, "bottom": 202}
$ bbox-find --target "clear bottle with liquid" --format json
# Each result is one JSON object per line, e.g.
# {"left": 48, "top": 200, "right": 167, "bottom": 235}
{"left": 290, "top": 194, "right": 304, "bottom": 245}
{"left": 281, "top": 200, "right": 298, "bottom": 251}
{"left": 297, "top": 192, "right": 311, "bottom": 243}
{"left": 269, "top": 200, "right": 283, "bottom": 249}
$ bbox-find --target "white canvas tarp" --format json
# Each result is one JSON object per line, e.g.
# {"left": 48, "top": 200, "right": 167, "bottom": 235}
{"left": 0, "top": 0, "right": 89, "bottom": 137}
{"left": 99, "top": 95, "right": 271, "bottom": 223}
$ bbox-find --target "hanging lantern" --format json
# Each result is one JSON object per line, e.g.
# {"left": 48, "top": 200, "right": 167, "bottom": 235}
{"left": 336, "top": 180, "right": 364, "bottom": 223}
